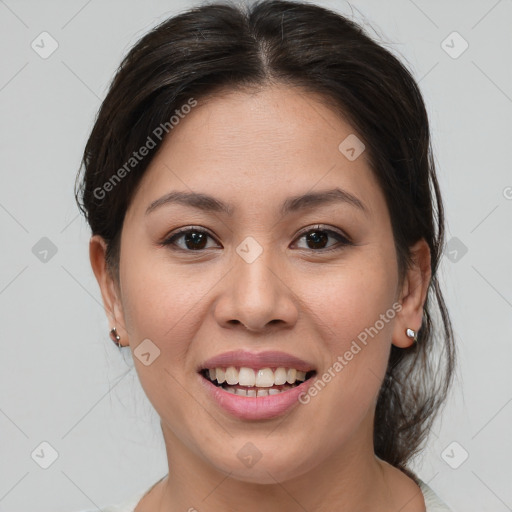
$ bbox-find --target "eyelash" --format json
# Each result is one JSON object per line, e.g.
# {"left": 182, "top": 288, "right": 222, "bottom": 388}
{"left": 161, "top": 224, "right": 353, "bottom": 253}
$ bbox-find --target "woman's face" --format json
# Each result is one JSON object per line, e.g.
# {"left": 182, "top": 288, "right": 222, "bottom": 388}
{"left": 98, "top": 84, "right": 419, "bottom": 483}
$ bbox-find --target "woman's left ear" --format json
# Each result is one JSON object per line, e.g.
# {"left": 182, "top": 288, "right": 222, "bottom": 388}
{"left": 392, "top": 238, "right": 431, "bottom": 348}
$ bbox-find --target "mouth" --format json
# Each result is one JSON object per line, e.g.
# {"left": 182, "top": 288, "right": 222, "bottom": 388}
{"left": 196, "top": 350, "right": 318, "bottom": 419}
{"left": 199, "top": 367, "right": 317, "bottom": 397}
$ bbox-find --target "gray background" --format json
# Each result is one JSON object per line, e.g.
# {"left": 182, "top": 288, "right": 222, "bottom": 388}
{"left": 0, "top": 0, "right": 511, "bottom": 511}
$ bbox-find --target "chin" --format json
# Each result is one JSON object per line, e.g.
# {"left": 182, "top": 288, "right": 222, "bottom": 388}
{"left": 203, "top": 444, "right": 314, "bottom": 485}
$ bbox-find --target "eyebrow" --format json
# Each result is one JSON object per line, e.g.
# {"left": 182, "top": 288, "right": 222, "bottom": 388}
{"left": 145, "top": 187, "right": 368, "bottom": 217}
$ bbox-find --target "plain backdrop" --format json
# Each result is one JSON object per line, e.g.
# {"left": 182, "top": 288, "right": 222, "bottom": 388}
{"left": 0, "top": 0, "right": 511, "bottom": 511}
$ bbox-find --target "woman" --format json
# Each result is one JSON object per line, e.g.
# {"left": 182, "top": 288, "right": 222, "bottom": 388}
{"left": 75, "top": 0, "right": 455, "bottom": 510}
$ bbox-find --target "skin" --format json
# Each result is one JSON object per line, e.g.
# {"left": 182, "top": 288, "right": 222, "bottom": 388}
{"left": 90, "top": 84, "right": 431, "bottom": 512}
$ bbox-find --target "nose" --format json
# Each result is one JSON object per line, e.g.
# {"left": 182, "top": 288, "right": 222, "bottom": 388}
{"left": 213, "top": 247, "right": 299, "bottom": 333}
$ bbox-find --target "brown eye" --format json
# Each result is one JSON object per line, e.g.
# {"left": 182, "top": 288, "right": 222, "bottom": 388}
{"left": 294, "top": 225, "right": 352, "bottom": 251}
{"left": 163, "top": 228, "right": 220, "bottom": 251}
{"left": 162, "top": 225, "right": 351, "bottom": 253}
{"left": 305, "top": 230, "right": 329, "bottom": 249}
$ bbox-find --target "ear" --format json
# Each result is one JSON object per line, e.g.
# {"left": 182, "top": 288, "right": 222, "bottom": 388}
{"left": 89, "top": 235, "right": 128, "bottom": 346}
{"left": 392, "top": 238, "right": 431, "bottom": 348}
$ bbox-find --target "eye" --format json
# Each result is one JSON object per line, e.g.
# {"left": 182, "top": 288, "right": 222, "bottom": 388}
{"left": 161, "top": 224, "right": 352, "bottom": 253}
{"left": 162, "top": 227, "right": 221, "bottom": 251}
{"left": 292, "top": 225, "right": 352, "bottom": 252}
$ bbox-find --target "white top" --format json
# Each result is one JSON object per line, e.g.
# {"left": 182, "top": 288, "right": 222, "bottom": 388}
{"left": 77, "top": 477, "right": 452, "bottom": 511}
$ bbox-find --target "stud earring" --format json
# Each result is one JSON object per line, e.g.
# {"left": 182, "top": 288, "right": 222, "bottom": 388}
{"left": 405, "top": 328, "right": 418, "bottom": 343}
{"left": 110, "top": 327, "right": 122, "bottom": 347}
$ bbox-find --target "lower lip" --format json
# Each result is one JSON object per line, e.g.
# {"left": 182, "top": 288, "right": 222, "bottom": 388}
{"left": 198, "top": 373, "right": 315, "bottom": 420}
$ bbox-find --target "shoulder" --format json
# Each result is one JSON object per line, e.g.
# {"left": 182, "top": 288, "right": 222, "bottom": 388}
{"left": 417, "top": 479, "right": 453, "bottom": 512}
{"left": 379, "top": 459, "right": 450, "bottom": 512}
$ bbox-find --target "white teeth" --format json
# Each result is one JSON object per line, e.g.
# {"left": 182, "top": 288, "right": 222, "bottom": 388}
{"left": 286, "top": 368, "right": 297, "bottom": 384}
{"left": 225, "top": 367, "right": 238, "bottom": 385}
{"left": 238, "top": 367, "right": 256, "bottom": 386}
{"left": 274, "top": 367, "right": 288, "bottom": 385}
{"left": 216, "top": 368, "right": 226, "bottom": 384}
{"left": 255, "top": 368, "right": 275, "bottom": 387}
{"left": 205, "top": 366, "right": 311, "bottom": 387}
{"left": 222, "top": 385, "right": 294, "bottom": 397}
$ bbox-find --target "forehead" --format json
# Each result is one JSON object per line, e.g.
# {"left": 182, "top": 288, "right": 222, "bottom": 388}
{"left": 127, "top": 84, "right": 384, "bottom": 221}
{"left": 168, "top": 84, "right": 361, "bottom": 161}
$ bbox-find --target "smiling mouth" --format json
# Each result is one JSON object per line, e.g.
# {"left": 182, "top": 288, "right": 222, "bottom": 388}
{"left": 200, "top": 367, "right": 317, "bottom": 397}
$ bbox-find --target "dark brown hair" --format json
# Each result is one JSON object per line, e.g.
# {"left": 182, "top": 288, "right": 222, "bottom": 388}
{"left": 75, "top": 0, "right": 455, "bottom": 473}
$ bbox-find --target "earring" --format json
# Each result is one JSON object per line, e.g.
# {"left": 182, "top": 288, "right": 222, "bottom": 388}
{"left": 405, "top": 328, "right": 418, "bottom": 343}
{"left": 110, "top": 327, "right": 122, "bottom": 347}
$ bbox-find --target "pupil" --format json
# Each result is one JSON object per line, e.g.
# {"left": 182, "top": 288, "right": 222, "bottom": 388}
{"left": 184, "top": 230, "right": 328, "bottom": 251}
{"left": 307, "top": 230, "right": 327, "bottom": 249}
{"left": 185, "top": 231, "right": 207, "bottom": 250}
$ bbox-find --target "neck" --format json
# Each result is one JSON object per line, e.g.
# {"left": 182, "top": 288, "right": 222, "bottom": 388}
{"left": 148, "top": 418, "right": 416, "bottom": 512}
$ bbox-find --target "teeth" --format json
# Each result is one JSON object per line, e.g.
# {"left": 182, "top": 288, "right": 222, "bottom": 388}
{"left": 205, "top": 366, "right": 310, "bottom": 387}
{"left": 216, "top": 368, "right": 226, "bottom": 384}
{"left": 225, "top": 367, "right": 238, "bottom": 385}
{"left": 286, "top": 368, "right": 297, "bottom": 384}
{"left": 274, "top": 367, "right": 288, "bottom": 385}
{"left": 255, "top": 368, "right": 274, "bottom": 387}
{"left": 239, "top": 367, "right": 256, "bottom": 386}
{"left": 223, "top": 385, "right": 295, "bottom": 397}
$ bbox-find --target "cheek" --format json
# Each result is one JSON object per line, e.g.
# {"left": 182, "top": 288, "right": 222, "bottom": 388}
{"left": 305, "top": 252, "right": 397, "bottom": 342}
{"left": 118, "top": 248, "right": 207, "bottom": 416}
{"left": 302, "top": 254, "right": 396, "bottom": 412}
{"left": 119, "top": 242, "right": 213, "bottom": 344}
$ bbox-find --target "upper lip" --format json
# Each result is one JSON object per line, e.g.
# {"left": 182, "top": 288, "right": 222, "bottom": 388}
{"left": 198, "top": 350, "right": 316, "bottom": 373}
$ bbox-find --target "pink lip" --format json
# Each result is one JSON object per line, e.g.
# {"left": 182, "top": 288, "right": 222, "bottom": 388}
{"left": 198, "top": 373, "right": 316, "bottom": 420}
{"left": 198, "top": 349, "right": 315, "bottom": 372}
